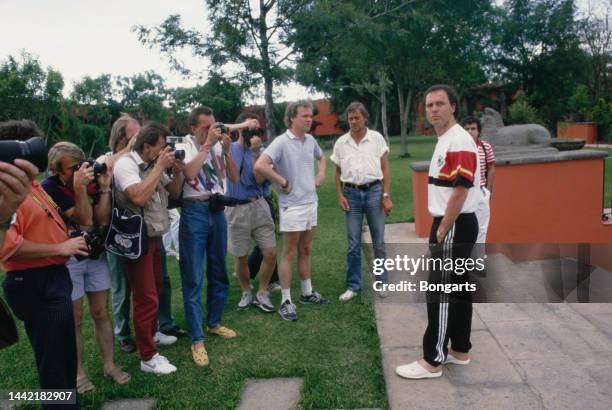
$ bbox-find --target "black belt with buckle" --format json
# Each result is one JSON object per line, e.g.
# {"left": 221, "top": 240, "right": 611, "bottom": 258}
{"left": 343, "top": 180, "right": 382, "bottom": 191}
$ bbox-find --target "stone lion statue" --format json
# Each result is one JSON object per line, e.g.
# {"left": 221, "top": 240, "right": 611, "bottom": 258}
{"left": 480, "top": 108, "right": 551, "bottom": 148}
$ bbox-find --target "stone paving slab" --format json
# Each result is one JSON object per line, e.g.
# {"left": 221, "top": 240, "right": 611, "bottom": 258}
{"left": 485, "top": 320, "right": 567, "bottom": 360}
{"left": 445, "top": 330, "right": 524, "bottom": 385}
{"left": 473, "top": 303, "right": 532, "bottom": 322}
{"left": 514, "top": 357, "right": 611, "bottom": 410}
{"left": 102, "top": 399, "right": 155, "bottom": 410}
{"left": 237, "top": 378, "right": 303, "bottom": 410}
{"left": 454, "top": 383, "right": 542, "bottom": 410}
{"left": 375, "top": 303, "right": 427, "bottom": 348}
{"left": 372, "top": 224, "right": 612, "bottom": 410}
{"left": 0, "top": 400, "right": 13, "bottom": 410}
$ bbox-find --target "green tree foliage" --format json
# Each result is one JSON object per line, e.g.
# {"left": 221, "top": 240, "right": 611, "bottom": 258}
{"left": 169, "top": 73, "right": 245, "bottom": 132}
{"left": 71, "top": 74, "right": 115, "bottom": 128}
{"left": 0, "top": 52, "right": 64, "bottom": 138}
{"left": 134, "top": 0, "right": 310, "bottom": 139}
{"left": 591, "top": 98, "right": 612, "bottom": 143}
{"left": 291, "top": 0, "right": 491, "bottom": 153}
{"left": 567, "top": 84, "right": 594, "bottom": 120}
{"left": 492, "top": 0, "right": 588, "bottom": 126}
{"left": 117, "top": 71, "right": 168, "bottom": 123}
{"left": 507, "top": 90, "right": 544, "bottom": 125}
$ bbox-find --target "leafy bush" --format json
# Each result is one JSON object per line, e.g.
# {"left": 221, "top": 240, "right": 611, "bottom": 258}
{"left": 508, "top": 91, "right": 544, "bottom": 125}
{"left": 591, "top": 98, "right": 612, "bottom": 143}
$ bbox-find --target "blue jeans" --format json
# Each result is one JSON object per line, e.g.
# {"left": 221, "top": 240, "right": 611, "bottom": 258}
{"left": 179, "top": 200, "right": 229, "bottom": 343}
{"left": 344, "top": 184, "right": 387, "bottom": 291}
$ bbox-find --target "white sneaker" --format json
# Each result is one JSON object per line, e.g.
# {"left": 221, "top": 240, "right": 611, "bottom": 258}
{"left": 339, "top": 289, "right": 358, "bottom": 302}
{"left": 140, "top": 353, "right": 177, "bottom": 374}
{"left": 237, "top": 292, "right": 253, "bottom": 310}
{"left": 154, "top": 331, "right": 177, "bottom": 346}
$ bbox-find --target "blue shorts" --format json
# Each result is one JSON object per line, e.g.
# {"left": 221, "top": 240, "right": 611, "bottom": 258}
{"left": 66, "top": 254, "right": 112, "bottom": 301}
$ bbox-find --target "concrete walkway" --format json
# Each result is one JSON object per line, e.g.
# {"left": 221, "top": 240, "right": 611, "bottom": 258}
{"left": 366, "top": 223, "right": 612, "bottom": 410}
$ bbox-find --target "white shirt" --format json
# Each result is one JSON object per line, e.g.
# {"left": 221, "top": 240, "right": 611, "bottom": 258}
{"left": 182, "top": 135, "right": 224, "bottom": 198}
{"left": 330, "top": 128, "right": 389, "bottom": 185}
{"left": 428, "top": 124, "right": 481, "bottom": 217}
{"left": 113, "top": 151, "right": 170, "bottom": 193}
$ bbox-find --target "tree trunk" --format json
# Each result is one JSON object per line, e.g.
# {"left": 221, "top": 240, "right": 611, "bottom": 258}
{"left": 264, "top": 76, "right": 276, "bottom": 139}
{"left": 380, "top": 88, "right": 389, "bottom": 143}
{"left": 398, "top": 86, "right": 412, "bottom": 157}
{"left": 372, "top": 100, "right": 380, "bottom": 131}
{"left": 259, "top": 0, "right": 276, "bottom": 139}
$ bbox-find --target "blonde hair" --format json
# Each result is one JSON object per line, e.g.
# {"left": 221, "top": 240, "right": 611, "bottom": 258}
{"left": 109, "top": 113, "right": 138, "bottom": 153}
{"left": 48, "top": 141, "right": 85, "bottom": 174}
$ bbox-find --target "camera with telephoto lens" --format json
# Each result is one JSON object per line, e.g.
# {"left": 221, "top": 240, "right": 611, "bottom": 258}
{"left": 215, "top": 122, "right": 229, "bottom": 135}
{"left": 0, "top": 137, "right": 48, "bottom": 171}
{"left": 166, "top": 136, "right": 186, "bottom": 160}
{"left": 242, "top": 128, "right": 264, "bottom": 148}
{"left": 69, "top": 230, "right": 105, "bottom": 261}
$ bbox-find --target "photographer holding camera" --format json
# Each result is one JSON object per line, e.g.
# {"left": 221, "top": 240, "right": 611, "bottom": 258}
{"left": 113, "top": 122, "right": 184, "bottom": 374}
{"left": 225, "top": 112, "right": 278, "bottom": 313}
{"left": 1, "top": 120, "right": 89, "bottom": 408}
{"left": 41, "top": 141, "right": 130, "bottom": 393}
{"left": 179, "top": 106, "right": 261, "bottom": 366}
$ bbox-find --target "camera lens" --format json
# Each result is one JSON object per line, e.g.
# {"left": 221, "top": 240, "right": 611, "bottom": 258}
{"left": 174, "top": 150, "right": 186, "bottom": 161}
{"left": 93, "top": 162, "right": 107, "bottom": 175}
{"left": 0, "top": 137, "right": 48, "bottom": 171}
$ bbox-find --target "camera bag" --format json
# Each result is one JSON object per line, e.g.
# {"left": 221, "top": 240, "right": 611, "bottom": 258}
{"left": 105, "top": 175, "right": 148, "bottom": 259}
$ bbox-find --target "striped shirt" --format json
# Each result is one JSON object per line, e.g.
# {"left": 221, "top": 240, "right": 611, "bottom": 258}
{"left": 477, "top": 140, "right": 495, "bottom": 187}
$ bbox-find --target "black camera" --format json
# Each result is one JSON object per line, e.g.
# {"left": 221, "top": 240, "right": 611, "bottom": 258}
{"left": 242, "top": 128, "right": 264, "bottom": 147}
{"left": 166, "top": 136, "right": 186, "bottom": 160}
{"left": 83, "top": 159, "right": 107, "bottom": 176}
{"left": 0, "top": 137, "right": 47, "bottom": 171}
{"left": 215, "top": 123, "right": 229, "bottom": 134}
{"left": 69, "top": 230, "right": 106, "bottom": 261}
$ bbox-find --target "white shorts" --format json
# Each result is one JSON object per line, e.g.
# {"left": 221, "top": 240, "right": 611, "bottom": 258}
{"left": 279, "top": 202, "right": 318, "bottom": 232}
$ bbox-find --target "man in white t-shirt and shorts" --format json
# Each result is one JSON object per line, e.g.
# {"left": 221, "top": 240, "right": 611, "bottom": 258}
{"left": 254, "top": 100, "right": 328, "bottom": 322}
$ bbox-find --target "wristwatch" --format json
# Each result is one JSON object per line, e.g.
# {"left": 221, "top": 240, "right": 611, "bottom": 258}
{"left": 0, "top": 214, "right": 16, "bottom": 230}
{"left": 383, "top": 192, "right": 391, "bottom": 199}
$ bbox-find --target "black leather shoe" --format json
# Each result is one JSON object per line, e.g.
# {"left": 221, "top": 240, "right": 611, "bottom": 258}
{"left": 163, "top": 326, "right": 187, "bottom": 338}
{"left": 119, "top": 339, "right": 136, "bottom": 353}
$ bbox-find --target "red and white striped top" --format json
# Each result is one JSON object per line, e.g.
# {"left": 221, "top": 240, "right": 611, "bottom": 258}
{"left": 477, "top": 140, "right": 495, "bottom": 187}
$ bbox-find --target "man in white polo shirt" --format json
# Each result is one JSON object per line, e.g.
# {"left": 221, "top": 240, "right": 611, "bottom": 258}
{"left": 331, "top": 102, "right": 392, "bottom": 302}
{"left": 254, "top": 100, "right": 328, "bottom": 321}
{"left": 396, "top": 84, "right": 480, "bottom": 380}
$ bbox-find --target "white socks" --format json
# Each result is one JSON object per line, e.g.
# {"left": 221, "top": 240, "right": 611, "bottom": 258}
{"left": 281, "top": 288, "right": 291, "bottom": 304}
{"left": 282, "top": 279, "right": 313, "bottom": 303}
{"left": 300, "top": 278, "right": 312, "bottom": 296}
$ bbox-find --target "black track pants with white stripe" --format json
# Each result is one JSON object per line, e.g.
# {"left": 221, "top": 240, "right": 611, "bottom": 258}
{"left": 423, "top": 212, "right": 478, "bottom": 367}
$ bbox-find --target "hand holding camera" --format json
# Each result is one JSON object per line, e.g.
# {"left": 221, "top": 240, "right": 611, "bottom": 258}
{"left": 73, "top": 162, "right": 95, "bottom": 188}
{"left": 59, "top": 234, "right": 89, "bottom": 258}
{"left": 0, "top": 159, "right": 38, "bottom": 222}
{"left": 154, "top": 146, "right": 176, "bottom": 173}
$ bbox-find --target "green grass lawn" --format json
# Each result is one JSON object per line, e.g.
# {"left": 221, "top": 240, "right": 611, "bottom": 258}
{"left": 1, "top": 137, "right": 609, "bottom": 409}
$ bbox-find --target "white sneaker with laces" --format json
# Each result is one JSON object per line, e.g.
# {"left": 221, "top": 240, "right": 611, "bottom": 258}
{"left": 237, "top": 292, "right": 253, "bottom": 310}
{"left": 140, "top": 353, "right": 177, "bottom": 374}
{"left": 339, "top": 289, "right": 358, "bottom": 302}
{"left": 154, "top": 331, "right": 177, "bottom": 346}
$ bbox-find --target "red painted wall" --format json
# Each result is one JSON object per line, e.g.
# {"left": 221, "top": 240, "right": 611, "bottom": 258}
{"left": 557, "top": 122, "right": 598, "bottom": 144}
{"left": 413, "top": 158, "right": 611, "bottom": 243}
